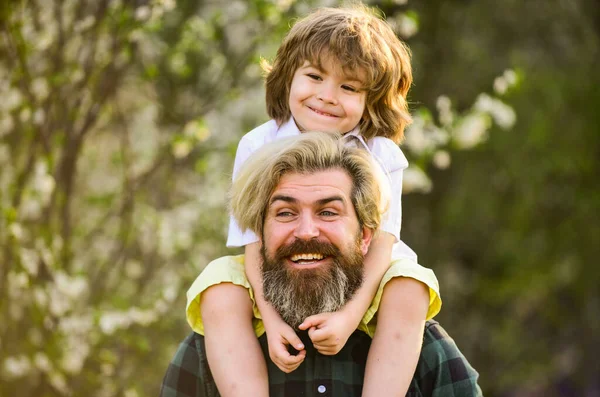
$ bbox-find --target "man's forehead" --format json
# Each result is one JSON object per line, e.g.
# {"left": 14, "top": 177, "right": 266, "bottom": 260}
{"left": 269, "top": 169, "right": 353, "bottom": 203}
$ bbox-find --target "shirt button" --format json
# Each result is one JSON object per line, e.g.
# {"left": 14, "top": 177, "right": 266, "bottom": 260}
{"left": 317, "top": 385, "right": 326, "bottom": 394}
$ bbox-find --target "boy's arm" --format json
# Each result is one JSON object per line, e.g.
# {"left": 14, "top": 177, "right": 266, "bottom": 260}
{"left": 300, "top": 232, "right": 395, "bottom": 353}
{"left": 245, "top": 242, "right": 306, "bottom": 372}
{"left": 362, "top": 277, "right": 429, "bottom": 397}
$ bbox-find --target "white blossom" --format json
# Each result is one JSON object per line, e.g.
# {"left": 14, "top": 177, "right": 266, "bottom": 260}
{"left": 125, "top": 260, "right": 144, "bottom": 279}
{"left": 34, "top": 353, "right": 52, "bottom": 373}
{"left": 34, "top": 287, "right": 49, "bottom": 309}
{"left": 3, "top": 88, "right": 23, "bottom": 112}
{"left": 404, "top": 117, "right": 430, "bottom": 155}
{"left": 453, "top": 113, "right": 491, "bottom": 149}
{"left": 59, "top": 314, "right": 94, "bottom": 334}
{"left": 74, "top": 15, "right": 96, "bottom": 32}
{"left": 54, "top": 271, "right": 88, "bottom": 301}
{"left": 135, "top": 6, "right": 151, "bottom": 21}
{"left": 493, "top": 76, "right": 508, "bottom": 95}
{"left": 163, "top": 283, "right": 179, "bottom": 303}
{"left": 20, "top": 198, "right": 42, "bottom": 220}
{"left": 99, "top": 311, "right": 131, "bottom": 335}
{"left": 20, "top": 248, "right": 39, "bottom": 276}
{"left": 275, "top": 0, "right": 294, "bottom": 12}
{"left": 124, "top": 388, "right": 140, "bottom": 397}
{"left": 474, "top": 93, "right": 516, "bottom": 130}
{"left": 33, "top": 108, "right": 46, "bottom": 125}
{"left": 433, "top": 150, "right": 451, "bottom": 169}
{"left": 396, "top": 14, "right": 418, "bottom": 38}
{"left": 3, "top": 355, "right": 32, "bottom": 378}
{"left": 31, "top": 78, "right": 50, "bottom": 101}
{"left": 172, "top": 140, "right": 192, "bottom": 159}
{"left": 0, "top": 115, "right": 15, "bottom": 137}
{"left": 403, "top": 166, "right": 432, "bottom": 194}
{"left": 48, "top": 370, "right": 69, "bottom": 395}
{"left": 503, "top": 69, "right": 518, "bottom": 86}
{"left": 61, "top": 337, "right": 90, "bottom": 375}
{"left": 436, "top": 95, "right": 454, "bottom": 126}
{"left": 128, "top": 307, "right": 157, "bottom": 326}
{"left": 19, "top": 108, "right": 32, "bottom": 123}
{"left": 101, "top": 362, "right": 115, "bottom": 377}
{"left": 9, "top": 223, "right": 27, "bottom": 241}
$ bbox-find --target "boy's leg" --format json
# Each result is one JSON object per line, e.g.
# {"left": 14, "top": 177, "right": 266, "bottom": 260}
{"left": 201, "top": 282, "right": 269, "bottom": 397}
{"left": 362, "top": 277, "right": 429, "bottom": 397}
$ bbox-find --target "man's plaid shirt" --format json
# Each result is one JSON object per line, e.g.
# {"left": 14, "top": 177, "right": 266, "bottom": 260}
{"left": 160, "top": 320, "right": 483, "bottom": 397}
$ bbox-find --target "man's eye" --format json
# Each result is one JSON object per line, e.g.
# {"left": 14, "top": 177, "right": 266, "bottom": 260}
{"left": 276, "top": 211, "right": 294, "bottom": 217}
{"left": 320, "top": 210, "right": 337, "bottom": 217}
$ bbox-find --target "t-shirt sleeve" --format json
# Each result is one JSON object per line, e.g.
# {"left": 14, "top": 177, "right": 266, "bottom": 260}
{"left": 371, "top": 137, "right": 409, "bottom": 243}
{"left": 226, "top": 136, "right": 259, "bottom": 247}
{"left": 380, "top": 167, "right": 403, "bottom": 242}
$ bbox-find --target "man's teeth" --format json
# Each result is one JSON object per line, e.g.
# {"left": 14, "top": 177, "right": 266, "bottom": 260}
{"left": 290, "top": 253, "right": 324, "bottom": 262}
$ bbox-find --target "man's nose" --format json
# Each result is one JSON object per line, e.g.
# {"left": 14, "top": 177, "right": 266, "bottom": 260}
{"left": 293, "top": 213, "right": 320, "bottom": 240}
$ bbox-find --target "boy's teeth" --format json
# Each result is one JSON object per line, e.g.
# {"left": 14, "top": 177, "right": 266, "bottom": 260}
{"left": 290, "top": 253, "right": 324, "bottom": 262}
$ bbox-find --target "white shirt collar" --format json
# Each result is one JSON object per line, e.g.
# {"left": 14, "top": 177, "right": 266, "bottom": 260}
{"left": 276, "top": 117, "right": 302, "bottom": 138}
{"left": 277, "top": 117, "right": 366, "bottom": 147}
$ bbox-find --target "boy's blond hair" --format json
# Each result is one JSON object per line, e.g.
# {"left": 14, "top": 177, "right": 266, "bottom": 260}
{"left": 230, "top": 132, "right": 389, "bottom": 236}
{"left": 263, "top": 4, "right": 413, "bottom": 143}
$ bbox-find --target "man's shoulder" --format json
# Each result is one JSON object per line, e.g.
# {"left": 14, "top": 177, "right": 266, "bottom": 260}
{"left": 160, "top": 333, "right": 217, "bottom": 397}
{"left": 412, "top": 320, "right": 483, "bottom": 397}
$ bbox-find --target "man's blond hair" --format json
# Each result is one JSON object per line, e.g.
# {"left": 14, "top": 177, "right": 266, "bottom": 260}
{"left": 230, "top": 132, "right": 388, "bottom": 236}
{"left": 262, "top": 4, "right": 413, "bottom": 143}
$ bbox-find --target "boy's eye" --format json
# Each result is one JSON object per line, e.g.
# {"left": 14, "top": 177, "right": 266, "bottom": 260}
{"left": 342, "top": 84, "right": 359, "bottom": 93}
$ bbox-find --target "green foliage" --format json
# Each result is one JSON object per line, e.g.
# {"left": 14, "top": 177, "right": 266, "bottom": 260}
{"left": 1, "top": 0, "right": 597, "bottom": 396}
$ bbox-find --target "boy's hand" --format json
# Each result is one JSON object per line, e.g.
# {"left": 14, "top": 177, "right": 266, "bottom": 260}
{"left": 298, "top": 311, "right": 359, "bottom": 355}
{"left": 264, "top": 319, "right": 306, "bottom": 373}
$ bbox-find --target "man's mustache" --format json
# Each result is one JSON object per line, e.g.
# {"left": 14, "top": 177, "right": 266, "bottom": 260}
{"left": 270, "top": 238, "right": 341, "bottom": 263}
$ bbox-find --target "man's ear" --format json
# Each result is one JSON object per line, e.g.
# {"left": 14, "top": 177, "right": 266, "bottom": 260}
{"left": 359, "top": 226, "right": 374, "bottom": 256}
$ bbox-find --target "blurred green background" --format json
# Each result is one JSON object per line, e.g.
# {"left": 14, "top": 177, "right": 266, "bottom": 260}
{"left": 1, "top": 0, "right": 598, "bottom": 396}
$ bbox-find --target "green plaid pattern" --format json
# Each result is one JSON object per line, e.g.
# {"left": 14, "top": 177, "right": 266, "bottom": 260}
{"left": 160, "top": 320, "right": 483, "bottom": 397}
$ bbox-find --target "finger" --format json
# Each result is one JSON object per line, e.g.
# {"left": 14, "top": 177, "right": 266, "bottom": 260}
{"left": 280, "top": 327, "right": 305, "bottom": 351}
{"left": 315, "top": 346, "right": 338, "bottom": 356}
{"left": 299, "top": 313, "right": 328, "bottom": 330}
{"left": 278, "top": 350, "right": 306, "bottom": 366}
{"left": 274, "top": 350, "right": 306, "bottom": 373}
{"left": 308, "top": 327, "right": 337, "bottom": 344}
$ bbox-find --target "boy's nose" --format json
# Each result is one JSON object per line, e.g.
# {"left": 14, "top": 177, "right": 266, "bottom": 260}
{"left": 293, "top": 213, "right": 319, "bottom": 240}
{"left": 317, "top": 84, "right": 338, "bottom": 105}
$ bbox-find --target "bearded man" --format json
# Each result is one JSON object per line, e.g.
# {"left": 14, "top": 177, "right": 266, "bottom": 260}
{"left": 160, "top": 132, "right": 483, "bottom": 397}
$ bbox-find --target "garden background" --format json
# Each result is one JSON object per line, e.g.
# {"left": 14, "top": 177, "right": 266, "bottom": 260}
{"left": 1, "top": 0, "right": 599, "bottom": 396}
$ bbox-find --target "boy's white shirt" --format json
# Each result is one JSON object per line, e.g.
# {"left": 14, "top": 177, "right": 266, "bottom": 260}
{"left": 226, "top": 117, "right": 417, "bottom": 262}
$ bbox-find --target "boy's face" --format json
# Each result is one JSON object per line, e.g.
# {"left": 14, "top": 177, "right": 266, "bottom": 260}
{"left": 288, "top": 55, "right": 367, "bottom": 134}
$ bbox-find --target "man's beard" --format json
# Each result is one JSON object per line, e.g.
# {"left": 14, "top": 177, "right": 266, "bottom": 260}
{"left": 260, "top": 236, "right": 364, "bottom": 329}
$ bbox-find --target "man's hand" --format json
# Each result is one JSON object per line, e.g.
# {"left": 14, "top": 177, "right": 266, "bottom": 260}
{"left": 265, "top": 318, "right": 306, "bottom": 373}
{"left": 298, "top": 311, "right": 359, "bottom": 355}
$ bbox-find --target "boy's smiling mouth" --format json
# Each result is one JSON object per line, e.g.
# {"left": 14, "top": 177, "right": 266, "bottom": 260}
{"left": 308, "top": 106, "right": 339, "bottom": 118}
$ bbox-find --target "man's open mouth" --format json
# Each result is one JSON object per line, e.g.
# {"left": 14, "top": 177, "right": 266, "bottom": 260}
{"left": 289, "top": 253, "right": 324, "bottom": 263}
